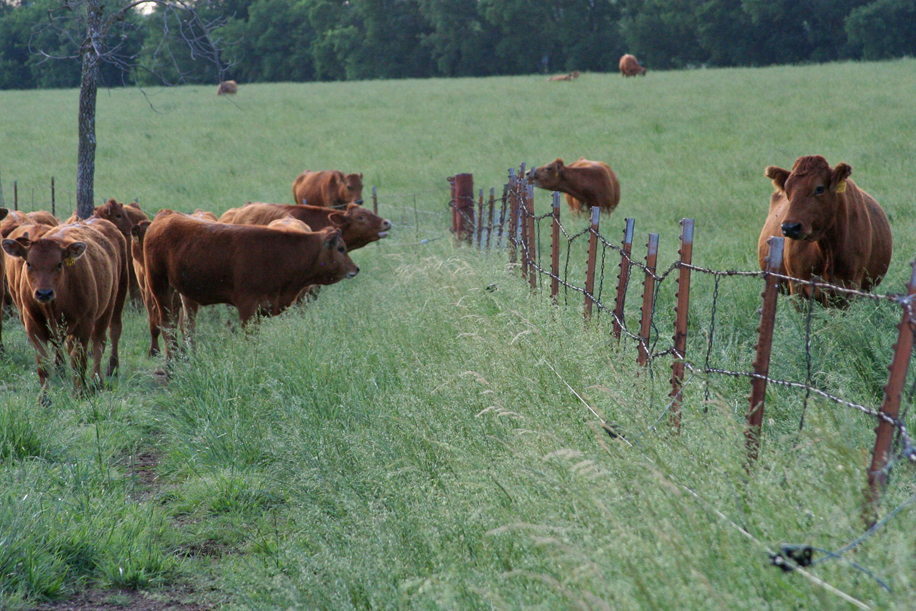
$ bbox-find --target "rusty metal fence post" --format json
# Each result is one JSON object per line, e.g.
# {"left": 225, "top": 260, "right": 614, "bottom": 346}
{"left": 584, "top": 207, "right": 601, "bottom": 320}
{"left": 746, "top": 236, "right": 785, "bottom": 463}
{"left": 51, "top": 177, "right": 56, "bottom": 217}
{"left": 527, "top": 180, "right": 537, "bottom": 290}
{"left": 448, "top": 176, "right": 456, "bottom": 238}
{"left": 454, "top": 173, "right": 475, "bottom": 245}
{"left": 486, "top": 187, "right": 495, "bottom": 251}
{"left": 372, "top": 186, "right": 378, "bottom": 215}
{"left": 863, "top": 259, "right": 916, "bottom": 526}
{"left": 498, "top": 184, "right": 508, "bottom": 250}
{"left": 550, "top": 192, "right": 561, "bottom": 303}
{"left": 669, "top": 219, "right": 695, "bottom": 433}
{"left": 508, "top": 169, "right": 518, "bottom": 264}
{"left": 476, "top": 188, "right": 484, "bottom": 248}
{"left": 13, "top": 180, "right": 17, "bottom": 211}
{"left": 637, "top": 233, "right": 660, "bottom": 365}
{"left": 613, "top": 218, "right": 635, "bottom": 340}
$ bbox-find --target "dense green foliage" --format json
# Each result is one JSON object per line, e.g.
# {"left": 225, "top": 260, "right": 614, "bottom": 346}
{"left": 2, "top": 0, "right": 916, "bottom": 89}
{"left": 1, "top": 60, "right": 915, "bottom": 609}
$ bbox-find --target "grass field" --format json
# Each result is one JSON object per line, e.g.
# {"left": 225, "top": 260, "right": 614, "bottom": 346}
{"left": 1, "top": 59, "right": 916, "bottom": 610}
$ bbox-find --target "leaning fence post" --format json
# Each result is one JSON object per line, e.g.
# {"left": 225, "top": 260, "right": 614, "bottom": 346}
{"left": 637, "top": 233, "right": 660, "bottom": 365}
{"left": 746, "top": 236, "right": 784, "bottom": 464}
{"left": 526, "top": 180, "right": 537, "bottom": 291}
{"left": 584, "top": 207, "right": 601, "bottom": 320}
{"left": 863, "top": 259, "right": 916, "bottom": 527}
{"left": 669, "top": 219, "right": 695, "bottom": 433}
{"left": 454, "top": 173, "right": 474, "bottom": 245}
{"left": 551, "top": 193, "right": 561, "bottom": 303}
{"left": 613, "top": 218, "right": 635, "bottom": 339}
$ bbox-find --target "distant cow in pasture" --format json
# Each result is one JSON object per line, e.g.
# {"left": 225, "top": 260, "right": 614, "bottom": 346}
{"left": 292, "top": 170, "right": 364, "bottom": 208}
{"left": 531, "top": 158, "right": 621, "bottom": 216}
{"left": 217, "top": 80, "right": 238, "bottom": 95}
{"left": 221, "top": 202, "right": 391, "bottom": 251}
{"left": 758, "top": 155, "right": 892, "bottom": 306}
{"left": 548, "top": 71, "right": 581, "bottom": 82}
{"left": 143, "top": 213, "right": 359, "bottom": 361}
{"left": 619, "top": 54, "right": 646, "bottom": 77}
{"left": 2, "top": 218, "right": 128, "bottom": 392}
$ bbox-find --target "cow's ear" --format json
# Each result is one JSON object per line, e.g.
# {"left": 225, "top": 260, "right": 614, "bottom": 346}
{"left": 328, "top": 210, "right": 350, "bottom": 228}
{"left": 0, "top": 207, "right": 8, "bottom": 221}
{"left": 830, "top": 163, "right": 852, "bottom": 193}
{"left": 131, "top": 221, "right": 149, "bottom": 243}
{"left": 764, "top": 166, "right": 790, "bottom": 192}
{"left": 324, "top": 229, "right": 342, "bottom": 248}
{"left": 63, "top": 242, "right": 87, "bottom": 265}
{"left": 2, "top": 238, "right": 28, "bottom": 259}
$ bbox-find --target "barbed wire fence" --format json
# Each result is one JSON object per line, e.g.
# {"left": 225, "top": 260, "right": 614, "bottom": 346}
{"left": 448, "top": 165, "right": 916, "bottom": 537}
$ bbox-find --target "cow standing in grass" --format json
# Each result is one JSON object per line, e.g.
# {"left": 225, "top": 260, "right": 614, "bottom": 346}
{"left": 758, "top": 155, "right": 892, "bottom": 305}
{"left": 292, "top": 170, "right": 364, "bottom": 208}
{"left": 531, "top": 158, "right": 620, "bottom": 216}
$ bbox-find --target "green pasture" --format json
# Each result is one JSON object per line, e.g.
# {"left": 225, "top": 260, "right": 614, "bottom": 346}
{"left": 1, "top": 59, "right": 915, "bottom": 610}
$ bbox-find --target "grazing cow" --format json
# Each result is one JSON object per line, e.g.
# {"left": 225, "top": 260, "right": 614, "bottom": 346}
{"left": 143, "top": 213, "right": 359, "bottom": 360}
{"left": 619, "top": 54, "right": 646, "bottom": 77}
{"left": 758, "top": 156, "right": 893, "bottom": 305}
{"left": 531, "top": 158, "right": 621, "bottom": 216}
{"left": 2, "top": 219, "right": 128, "bottom": 392}
{"left": 221, "top": 202, "right": 391, "bottom": 251}
{"left": 547, "top": 71, "right": 581, "bottom": 81}
{"left": 217, "top": 80, "right": 238, "bottom": 95}
{"left": 292, "top": 170, "right": 364, "bottom": 208}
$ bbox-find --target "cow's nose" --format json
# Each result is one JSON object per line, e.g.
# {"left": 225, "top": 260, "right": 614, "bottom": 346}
{"left": 381, "top": 219, "right": 392, "bottom": 230}
{"left": 35, "top": 289, "right": 55, "bottom": 303}
{"left": 781, "top": 222, "right": 803, "bottom": 239}
{"left": 348, "top": 267, "right": 360, "bottom": 279}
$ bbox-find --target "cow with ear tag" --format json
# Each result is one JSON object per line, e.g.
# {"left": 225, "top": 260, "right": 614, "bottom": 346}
{"left": 758, "top": 155, "right": 892, "bottom": 306}
{"left": 2, "top": 219, "right": 126, "bottom": 393}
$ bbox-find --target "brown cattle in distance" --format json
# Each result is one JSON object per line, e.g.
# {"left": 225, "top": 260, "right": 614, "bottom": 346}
{"left": 217, "top": 80, "right": 238, "bottom": 95}
{"left": 143, "top": 213, "right": 359, "bottom": 361}
{"left": 2, "top": 219, "right": 128, "bottom": 392}
{"left": 758, "top": 155, "right": 892, "bottom": 306}
{"left": 531, "top": 158, "right": 621, "bottom": 216}
{"left": 221, "top": 202, "right": 391, "bottom": 251}
{"left": 292, "top": 170, "right": 364, "bottom": 208}
{"left": 619, "top": 54, "right": 646, "bottom": 77}
{"left": 547, "top": 71, "right": 581, "bottom": 81}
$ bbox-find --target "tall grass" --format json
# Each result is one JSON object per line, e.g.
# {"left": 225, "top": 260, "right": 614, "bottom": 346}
{"left": 1, "top": 59, "right": 915, "bottom": 609}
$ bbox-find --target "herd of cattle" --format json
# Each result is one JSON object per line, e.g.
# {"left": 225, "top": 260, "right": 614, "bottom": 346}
{"left": 0, "top": 169, "right": 390, "bottom": 394}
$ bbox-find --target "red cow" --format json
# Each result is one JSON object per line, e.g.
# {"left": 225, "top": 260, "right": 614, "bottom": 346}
{"left": 2, "top": 219, "right": 128, "bottom": 392}
{"left": 619, "top": 54, "right": 646, "bottom": 77}
{"left": 531, "top": 158, "right": 621, "bottom": 216}
{"left": 143, "top": 213, "right": 359, "bottom": 361}
{"left": 292, "top": 170, "right": 364, "bottom": 208}
{"left": 217, "top": 80, "right": 238, "bottom": 95}
{"left": 221, "top": 202, "right": 391, "bottom": 251}
{"left": 758, "top": 155, "right": 893, "bottom": 305}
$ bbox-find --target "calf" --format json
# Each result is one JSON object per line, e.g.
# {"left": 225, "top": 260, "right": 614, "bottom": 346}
{"left": 758, "top": 155, "right": 892, "bottom": 305}
{"left": 143, "top": 213, "right": 359, "bottom": 361}
{"left": 532, "top": 157, "right": 621, "bottom": 216}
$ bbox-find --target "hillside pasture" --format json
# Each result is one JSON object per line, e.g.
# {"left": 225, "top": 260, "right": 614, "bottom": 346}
{"left": 1, "top": 60, "right": 916, "bottom": 610}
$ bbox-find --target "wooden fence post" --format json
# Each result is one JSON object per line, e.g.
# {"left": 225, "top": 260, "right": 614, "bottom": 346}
{"left": 669, "top": 218, "right": 695, "bottom": 433}
{"left": 746, "top": 236, "right": 784, "bottom": 464}
{"left": 637, "top": 233, "right": 660, "bottom": 365}
{"left": 551, "top": 192, "right": 561, "bottom": 303}
{"left": 613, "top": 218, "right": 635, "bottom": 340}
{"left": 527, "top": 180, "right": 537, "bottom": 290}
{"left": 584, "top": 207, "right": 601, "bottom": 320}
{"left": 863, "top": 258, "right": 916, "bottom": 527}
{"left": 454, "top": 173, "right": 475, "bottom": 245}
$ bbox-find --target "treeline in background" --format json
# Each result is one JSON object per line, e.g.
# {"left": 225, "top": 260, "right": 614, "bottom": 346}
{"left": 1, "top": 0, "right": 915, "bottom": 90}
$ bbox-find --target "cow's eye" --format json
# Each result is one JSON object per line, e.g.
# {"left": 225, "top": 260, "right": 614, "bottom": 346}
{"left": 26, "top": 263, "right": 32, "bottom": 270}
{"left": 814, "top": 185, "right": 825, "bottom": 195}
{"left": 56, "top": 263, "right": 63, "bottom": 270}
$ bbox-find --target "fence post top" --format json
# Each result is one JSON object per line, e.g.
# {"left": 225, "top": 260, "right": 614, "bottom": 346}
{"left": 552, "top": 192, "right": 561, "bottom": 208}
{"left": 765, "top": 236, "right": 785, "bottom": 271}
{"left": 590, "top": 206, "right": 600, "bottom": 225}
{"left": 680, "top": 218, "right": 695, "bottom": 243}
{"left": 624, "top": 217, "right": 635, "bottom": 242}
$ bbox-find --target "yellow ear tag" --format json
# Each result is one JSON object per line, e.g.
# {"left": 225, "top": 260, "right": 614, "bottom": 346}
{"left": 64, "top": 257, "right": 75, "bottom": 267}
{"left": 835, "top": 180, "right": 847, "bottom": 194}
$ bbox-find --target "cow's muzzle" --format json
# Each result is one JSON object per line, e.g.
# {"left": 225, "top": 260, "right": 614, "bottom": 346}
{"left": 347, "top": 267, "right": 360, "bottom": 279}
{"left": 35, "top": 289, "right": 55, "bottom": 303}
{"left": 781, "top": 222, "right": 804, "bottom": 240}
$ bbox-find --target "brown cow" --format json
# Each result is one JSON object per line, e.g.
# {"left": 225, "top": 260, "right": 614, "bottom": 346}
{"left": 531, "top": 158, "right": 621, "bottom": 216}
{"left": 758, "top": 156, "right": 892, "bottom": 305}
{"left": 619, "top": 54, "right": 646, "bottom": 77}
{"left": 143, "top": 214, "right": 359, "bottom": 360}
{"left": 547, "top": 71, "right": 581, "bottom": 81}
{"left": 191, "top": 209, "right": 219, "bottom": 222}
{"left": 292, "top": 170, "right": 364, "bottom": 208}
{"left": 2, "top": 219, "right": 128, "bottom": 392}
{"left": 266, "top": 216, "right": 312, "bottom": 233}
{"left": 221, "top": 202, "right": 391, "bottom": 251}
{"left": 217, "top": 80, "right": 238, "bottom": 95}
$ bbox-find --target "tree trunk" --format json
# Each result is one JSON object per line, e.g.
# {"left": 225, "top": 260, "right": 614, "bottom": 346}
{"left": 76, "top": 0, "right": 103, "bottom": 220}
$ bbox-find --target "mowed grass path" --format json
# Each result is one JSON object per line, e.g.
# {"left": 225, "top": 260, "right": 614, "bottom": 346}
{"left": 1, "top": 60, "right": 915, "bottom": 609}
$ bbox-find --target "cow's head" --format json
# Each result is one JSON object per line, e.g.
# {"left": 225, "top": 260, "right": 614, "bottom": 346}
{"left": 346, "top": 172, "right": 364, "bottom": 205}
{"left": 316, "top": 228, "right": 359, "bottom": 282}
{"left": 765, "top": 155, "right": 851, "bottom": 242}
{"left": 2, "top": 237, "right": 87, "bottom": 303}
{"left": 327, "top": 203, "right": 392, "bottom": 250}
{"left": 130, "top": 220, "right": 151, "bottom": 264}
{"left": 95, "top": 199, "right": 134, "bottom": 237}
{"left": 532, "top": 159, "right": 566, "bottom": 190}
